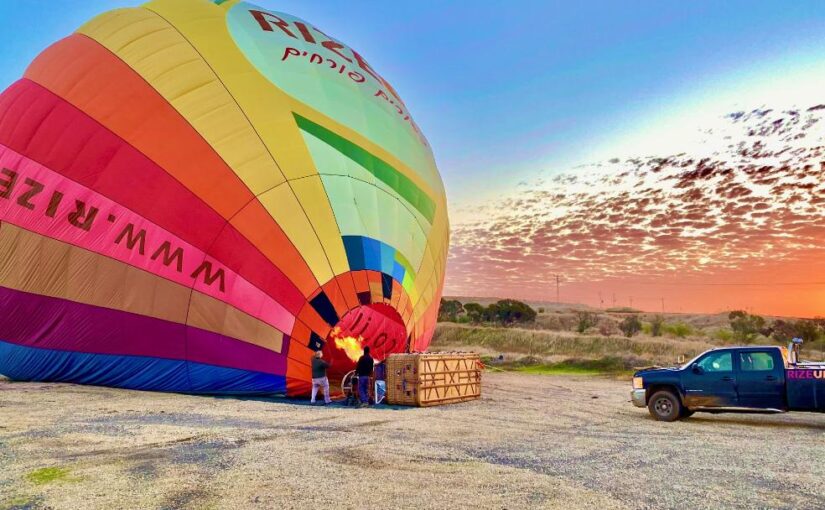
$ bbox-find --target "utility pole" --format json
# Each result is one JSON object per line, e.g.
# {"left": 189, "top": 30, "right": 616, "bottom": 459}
{"left": 553, "top": 274, "right": 562, "bottom": 303}
{"left": 598, "top": 292, "right": 604, "bottom": 309}
{"left": 630, "top": 296, "right": 634, "bottom": 309}
{"left": 612, "top": 293, "right": 616, "bottom": 308}
{"left": 661, "top": 297, "right": 665, "bottom": 314}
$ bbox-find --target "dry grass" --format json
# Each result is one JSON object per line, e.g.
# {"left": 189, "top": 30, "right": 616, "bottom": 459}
{"left": 432, "top": 322, "right": 716, "bottom": 367}
{"left": 531, "top": 310, "right": 735, "bottom": 332}
{"left": 436, "top": 301, "right": 825, "bottom": 367}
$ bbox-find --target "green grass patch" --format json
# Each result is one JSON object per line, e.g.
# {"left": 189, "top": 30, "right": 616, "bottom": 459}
{"left": 26, "top": 467, "right": 71, "bottom": 485}
{"left": 663, "top": 322, "right": 693, "bottom": 338}
{"left": 713, "top": 328, "right": 734, "bottom": 342}
{"left": 543, "top": 357, "right": 631, "bottom": 375}
{"left": 515, "top": 364, "right": 602, "bottom": 376}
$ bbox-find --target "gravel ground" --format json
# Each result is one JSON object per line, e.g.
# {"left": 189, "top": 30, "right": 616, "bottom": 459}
{"left": 1, "top": 373, "right": 824, "bottom": 510}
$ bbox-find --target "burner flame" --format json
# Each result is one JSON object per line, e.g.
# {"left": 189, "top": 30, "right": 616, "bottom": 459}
{"left": 329, "top": 326, "right": 364, "bottom": 362}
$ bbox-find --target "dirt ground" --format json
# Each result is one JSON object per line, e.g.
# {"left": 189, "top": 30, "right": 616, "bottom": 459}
{"left": 1, "top": 373, "right": 824, "bottom": 510}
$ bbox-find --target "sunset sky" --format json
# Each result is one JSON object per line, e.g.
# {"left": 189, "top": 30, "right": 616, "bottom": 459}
{"left": 448, "top": 108, "right": 825, "bottom": 317}
{"left": 3, "top": 1, "right": 825, "bottom": 317}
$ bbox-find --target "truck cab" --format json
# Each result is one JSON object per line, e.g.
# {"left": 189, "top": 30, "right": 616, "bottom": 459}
{"left": 631, "top": 343, "right": 825, "bottom": 421}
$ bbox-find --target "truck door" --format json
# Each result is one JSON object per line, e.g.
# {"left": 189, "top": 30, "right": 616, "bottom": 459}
{"left": 682, "top": 350, "right": 738, "bottom": 407}
{"left": 736, "top": 350, "right": 785, "bottom": 409}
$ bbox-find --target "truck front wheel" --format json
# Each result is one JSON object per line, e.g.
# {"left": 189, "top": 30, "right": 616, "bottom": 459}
{"left": 648, "top": 390, "right": 682, "bottom": 422}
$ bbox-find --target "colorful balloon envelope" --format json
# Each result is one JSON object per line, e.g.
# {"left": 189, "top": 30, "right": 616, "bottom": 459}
{"left": 0, "top": 0, "right": 449, "bottom": 395}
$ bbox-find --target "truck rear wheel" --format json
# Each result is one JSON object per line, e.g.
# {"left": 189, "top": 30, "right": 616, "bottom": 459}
{"left": 648, "top": 390, "right": 682, "bottom": 422}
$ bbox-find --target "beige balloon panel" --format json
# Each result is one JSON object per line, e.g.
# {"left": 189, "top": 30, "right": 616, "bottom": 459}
{"left": 0, "top": 223, "right": 284, "bottom": 354}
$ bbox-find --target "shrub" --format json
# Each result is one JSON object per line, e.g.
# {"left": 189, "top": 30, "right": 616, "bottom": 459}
{"left": 619, "top": 315, "right": 642, "bottom": 338}
{"left": 664, "top": 321, "right": 692, "bottom": 338}
{"left": 795, "top": 320, "right": 821, "bottom": 343}
{"left": 438, "top": 298, "right": 464, "bottom": 322}
{"left": 598, "top": 319, "right": 619, "bottom": 336}
{"left": 729, "top": 310, "right": 765, "bottom": 343}
{"left": 463, "top": 302, "right": 485, "bottom": 323}
{"left": 491, "top": 299, "right": 537, "bottom": 325}
{"left": 538, "top": 307, "right": 545, "bottom": 314}
{"left": 460, "top": 300, "right": 537, "bottom": 325}
{"left": 770, "top": 319, "right": 797, "bottom": 343}
{"left": 713, "top": 328, "right": 734, "bottom": 342}
{"left": 770, "top": 319, "right": 822, "bottom": 345}
{"left": 575, "top": 311, "right": 598, "bottom": 334}
{"left": 650, "top": 315, "right": 665, "bottom": 337}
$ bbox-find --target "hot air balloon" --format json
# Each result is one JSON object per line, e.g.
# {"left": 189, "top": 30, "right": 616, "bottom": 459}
{"left": 0, "top": 0, "right": 448, "bottom": 396}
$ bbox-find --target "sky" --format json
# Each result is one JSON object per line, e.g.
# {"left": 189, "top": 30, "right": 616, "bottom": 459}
{"left": 2, "top": 0, "right": 825, "bottom": 316}
{"left": 5, "top": 1, "right": 825, "bottom": 201}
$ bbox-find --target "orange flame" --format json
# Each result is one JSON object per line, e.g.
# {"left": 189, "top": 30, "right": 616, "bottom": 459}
{"left": 334, "top": 336, "right": 364, "bottom": 362}
{"left": 329, "top": 326, "right": 364, "bottom": 362}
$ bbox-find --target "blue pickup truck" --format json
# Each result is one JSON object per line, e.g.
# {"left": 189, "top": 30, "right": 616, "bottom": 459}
{"left": 631, "top": 341, "right": 825, "bottom": 421}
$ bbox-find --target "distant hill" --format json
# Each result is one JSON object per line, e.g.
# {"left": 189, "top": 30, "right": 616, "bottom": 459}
{"left": 444, "top": 296, "right": 596, "bottom": 313}
{"left": 442, "top": 296, "right": 805, "bottom": 327}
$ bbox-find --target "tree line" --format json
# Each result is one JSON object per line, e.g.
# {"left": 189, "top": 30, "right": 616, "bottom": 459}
{"left": 439, "top": 298, "right": 825, "bottom": 346}
{"left": 574, "top": 309, "right": 825, "bottom": 343}
{"left": 438, "top": 298, "right": 537, "bottom": 325}
{"left": 726, "top": 310, "right": 824, "bottom": 344}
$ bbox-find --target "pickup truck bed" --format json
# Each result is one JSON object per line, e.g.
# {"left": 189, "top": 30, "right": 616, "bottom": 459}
{"left": 786, "top": 366, "right": 825, "bottom": 412}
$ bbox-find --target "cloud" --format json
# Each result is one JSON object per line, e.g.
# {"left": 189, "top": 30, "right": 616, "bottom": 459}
{"left": 446, "top": 106, "right": 825, "bottom": 316}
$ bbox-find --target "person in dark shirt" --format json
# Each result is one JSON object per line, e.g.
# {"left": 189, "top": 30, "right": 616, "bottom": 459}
{"left": 355, "top": 347, "right": 374, "bottom": 407}
{"left": 310, "top": 351, "right": 331, "bottom": 405}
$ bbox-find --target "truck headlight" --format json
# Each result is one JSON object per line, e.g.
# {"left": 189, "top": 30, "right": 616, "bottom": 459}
{"left": 632, "top": 377, "right": 644, "bottom": 389}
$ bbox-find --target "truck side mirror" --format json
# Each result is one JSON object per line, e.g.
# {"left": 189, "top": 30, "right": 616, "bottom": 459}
{"left": 691, "top": 363, "right": 703, "bottom": 375}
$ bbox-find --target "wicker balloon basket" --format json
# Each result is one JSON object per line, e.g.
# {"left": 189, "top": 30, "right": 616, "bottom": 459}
{"left": 385, "top": 352, "right": 482, "bottom": 407}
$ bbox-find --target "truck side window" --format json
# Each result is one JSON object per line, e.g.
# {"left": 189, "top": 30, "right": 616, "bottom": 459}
{"left": 697, "top": 352, "right": 732, "bottom": 372}
{"left": 739, "top": 352, "right": 774, "bottom": 371}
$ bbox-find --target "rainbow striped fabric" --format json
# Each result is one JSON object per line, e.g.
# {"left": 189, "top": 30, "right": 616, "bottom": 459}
{"left": 0, "top": 0, "right": 448, "bottom": 396}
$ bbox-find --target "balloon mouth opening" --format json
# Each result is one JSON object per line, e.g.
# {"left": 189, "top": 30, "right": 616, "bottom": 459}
{"left": 326, "top": 303, "right": 407, "bottom": 365}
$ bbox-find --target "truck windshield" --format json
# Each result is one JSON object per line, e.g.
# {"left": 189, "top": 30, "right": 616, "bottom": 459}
{"left": 680, "top": 350, "right": 734, "bottom": 371}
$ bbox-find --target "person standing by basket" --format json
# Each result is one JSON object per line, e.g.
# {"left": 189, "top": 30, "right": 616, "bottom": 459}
{"left": 355, "top": 346, "right": 374, "bottom": 407}
{"left": 310, "top": 351, "right": 332, "bottom": 405}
